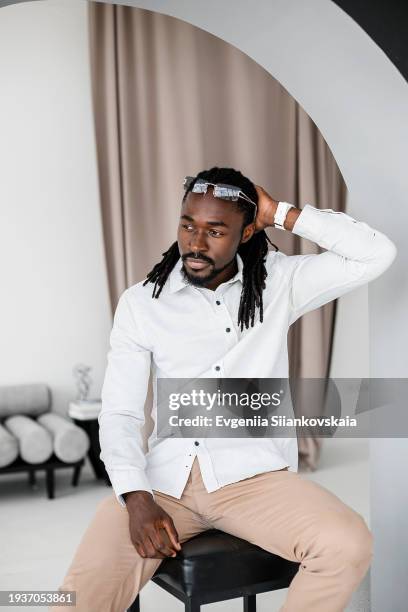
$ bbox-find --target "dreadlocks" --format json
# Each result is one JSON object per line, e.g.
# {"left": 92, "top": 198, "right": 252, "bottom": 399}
{"left": 143, "top": 167, "right": 278, "bottom": 330}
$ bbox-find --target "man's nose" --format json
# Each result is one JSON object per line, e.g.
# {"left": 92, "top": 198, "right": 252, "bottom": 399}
{"left": 189, "top": 230, "right": 208, "bottom": 252}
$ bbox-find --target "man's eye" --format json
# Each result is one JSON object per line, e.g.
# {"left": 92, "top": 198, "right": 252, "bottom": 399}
{"left": 209, "top": 230, "right": 223, "bottom": 237}
{"left": 182, "top": 224, "right": 194, "bottom": 231}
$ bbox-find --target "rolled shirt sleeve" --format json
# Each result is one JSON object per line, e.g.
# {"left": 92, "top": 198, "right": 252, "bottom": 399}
{"left": 288, "top": 205, "right": 397, "bottom": 324}
{"left": 99, "top": 289, "right": 153, "bottom": 506}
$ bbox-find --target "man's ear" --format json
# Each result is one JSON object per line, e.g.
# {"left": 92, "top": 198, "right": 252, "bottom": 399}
{"left": 240, "top": 223, "right": 256, "bottom": 244}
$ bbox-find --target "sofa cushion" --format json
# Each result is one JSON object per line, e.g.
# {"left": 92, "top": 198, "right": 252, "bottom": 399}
{"left": 0, "top": 384, "right": 51, "bottom": 419}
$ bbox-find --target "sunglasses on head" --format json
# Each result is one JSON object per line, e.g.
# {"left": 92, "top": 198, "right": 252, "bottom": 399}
{"left": 183, "top": 176, "right": 258, "bottom": 222}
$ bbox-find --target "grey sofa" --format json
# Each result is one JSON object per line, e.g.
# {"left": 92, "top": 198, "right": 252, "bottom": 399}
{"left": 0, "top": 383, "right": 90, "bottom": 498}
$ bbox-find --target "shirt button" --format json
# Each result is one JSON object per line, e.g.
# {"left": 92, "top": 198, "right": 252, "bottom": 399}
{"left": 226, "top": 327, "right": 231, "bottom": 333}
{"left": 216, "top": 300, "right": 221, "bottom": 305}
{"left": 194, "top": 441, "right": 200, "bottom": 446}
{"left": 215, "top": 366, "right": 220, "bottom": 371}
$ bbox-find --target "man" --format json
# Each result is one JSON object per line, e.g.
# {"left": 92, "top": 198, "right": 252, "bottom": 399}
{"left": 53, "top": 167, "right": 396, "bottom": 611}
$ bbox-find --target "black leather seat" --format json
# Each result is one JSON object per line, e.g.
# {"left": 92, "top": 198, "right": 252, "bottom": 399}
{"left": 128, "top": 529, "right": 299, "bottom": 612}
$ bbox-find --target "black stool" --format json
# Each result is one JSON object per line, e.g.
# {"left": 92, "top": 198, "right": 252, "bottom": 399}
{"left": 127, "top": 529, "right": 299, "bottom": 612}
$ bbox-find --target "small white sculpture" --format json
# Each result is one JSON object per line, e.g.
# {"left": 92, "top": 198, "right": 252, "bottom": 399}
{"left": 73, "top": 364, "right": 92, "bottom": 401}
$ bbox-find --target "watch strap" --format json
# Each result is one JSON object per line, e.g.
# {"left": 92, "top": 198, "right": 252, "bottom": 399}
{"left": 274, "top": 201, "right": 295, "bottom": 230}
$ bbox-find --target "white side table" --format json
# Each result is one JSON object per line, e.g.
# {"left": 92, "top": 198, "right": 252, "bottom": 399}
{"left": 68, "top": 399, "right": 102, "bottom": 420}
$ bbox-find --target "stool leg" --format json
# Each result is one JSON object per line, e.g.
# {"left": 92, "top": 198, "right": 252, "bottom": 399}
{"left": 127, "top": 594, "right": 140, "bottom": 612}
{"left": 185, "top": 598, "right": 200, "bottom": 612}
{"left": 243, "top": 594, "right": 256, "bottom": 612}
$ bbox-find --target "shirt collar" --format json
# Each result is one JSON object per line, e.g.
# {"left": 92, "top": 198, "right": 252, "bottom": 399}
{"left": 169, "top": 253, "right": 244, "bottom": 294}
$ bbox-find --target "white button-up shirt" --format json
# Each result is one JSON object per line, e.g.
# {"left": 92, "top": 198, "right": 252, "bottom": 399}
{"left": 99, "top": 204, "right": 396, "bottom": 506}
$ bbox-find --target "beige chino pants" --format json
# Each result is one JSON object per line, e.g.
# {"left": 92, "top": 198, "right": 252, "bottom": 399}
{"left": 51, "top": 458, "right": 373, "bottom": 612}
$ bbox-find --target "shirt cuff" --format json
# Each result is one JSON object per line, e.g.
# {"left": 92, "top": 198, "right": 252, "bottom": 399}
{"left": 107, "top": 468, "right": 154, "bottom": 507}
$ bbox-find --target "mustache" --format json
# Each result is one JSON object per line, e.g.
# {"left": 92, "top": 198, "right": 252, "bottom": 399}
{"left": 182, "top": 253, "right": 214, "bottom": 265}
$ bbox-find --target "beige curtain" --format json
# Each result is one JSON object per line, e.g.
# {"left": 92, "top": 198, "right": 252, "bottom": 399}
{"left": 88, "top": 3, "right": 347, "bottom": 470}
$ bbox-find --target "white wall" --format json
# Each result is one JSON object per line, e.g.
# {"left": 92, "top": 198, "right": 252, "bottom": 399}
{"left": 330, "top": 286, "right": 369, "bottom": 378}
{"left": 0, "top": 0, "right": 111, "bottom": 414}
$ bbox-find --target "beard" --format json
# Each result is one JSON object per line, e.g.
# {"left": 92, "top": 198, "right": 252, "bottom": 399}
{"left": 181, "top": 256, "right": 236, "bottom": 287}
